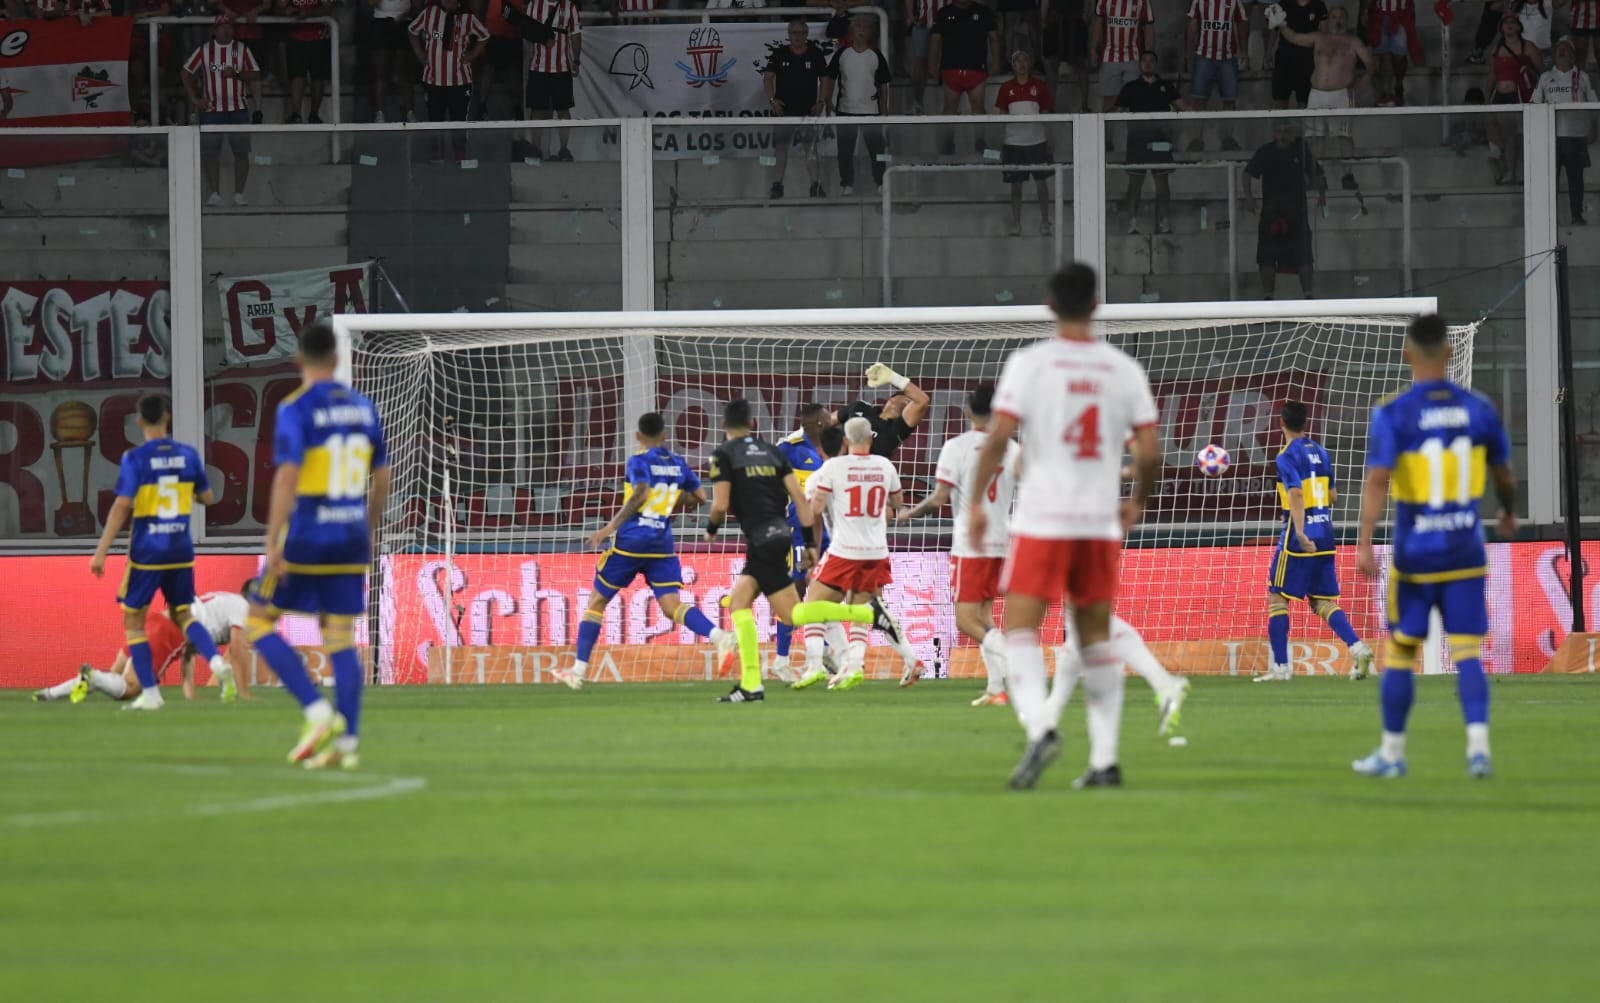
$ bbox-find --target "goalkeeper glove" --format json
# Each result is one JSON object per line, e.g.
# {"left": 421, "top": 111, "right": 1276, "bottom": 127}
{"left": 865, "top": 362, "right": 909, "bottom": 391}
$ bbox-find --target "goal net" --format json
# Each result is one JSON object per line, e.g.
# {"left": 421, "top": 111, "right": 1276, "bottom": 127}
{"left": 335, "top": 301, "right": 1477, "bottom": 686}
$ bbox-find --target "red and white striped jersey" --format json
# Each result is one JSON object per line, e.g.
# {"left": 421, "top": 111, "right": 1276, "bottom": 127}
{"left": 182, "top": 39, "right": 259, "bottom": 112}
{"left": 1094, "top": 0, "right": 1152, "bottom": 64}
{"left": 409, "top": 6, "right": 490, "bottom": 87}
{"left": 525, "top": 0, "right": 582, "bottom": 74}
{"left": 614, "top": 0, "right": 657, "bottom": 10}
{"left": 1367, "top": 0, "right": 1410, "bottom": 10}
{"left": 1573, "top": 0, "right": 1600, "bottom": 29}
{"left": 1188, "top": 0, "right": 1245, "bottom": 59}
{"left": 911, "top": 0, "right": 951, "bottom": 28}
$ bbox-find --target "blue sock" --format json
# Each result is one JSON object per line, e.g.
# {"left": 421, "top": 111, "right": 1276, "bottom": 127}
{"left": 253, "top": 631, "right": 320, "bottom": 707}
{"left": 576, "top": 614, "right": 602, "bottom": 663}
{"left": 1380, "top": 668, "right": 1415, "bottom": 735}
{"left": 681, "top": 606, "right": 717, "bottom": 641}
{"left": 1456, "top": 657, "right": 1490, "bottom": 726}
{"left": 1325, "top": 609, "right": 1360, "bottom": 648}
{"left": 330, "top": 648, "right": 363, "bottom": 738}
{"left": 128, "top": 639, "right": 157, "bottom": 690}
{"left": 776, "top": 620, "right": 793, "bottom": 657}
{"left": 183, "top": 621, "right": 221, "bottom": 662}
{"left": 1268, "top": 613, "right": 1290, "bottom": 665}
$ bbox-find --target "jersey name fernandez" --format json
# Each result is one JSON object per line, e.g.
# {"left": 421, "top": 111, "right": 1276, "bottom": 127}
{"left": 1276, "top": 436, "right": 1336, "bottom": 553}
{"left": 1366, "top": 379, "right": 1511, "bottom": 581}
{"left": 614, "top": 446, "right": 701, "bottom": 556}
{"left": 275, "top": 380, "right": 390, "bottom": 572}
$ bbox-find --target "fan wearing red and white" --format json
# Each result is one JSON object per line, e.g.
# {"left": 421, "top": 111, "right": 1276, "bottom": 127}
{"left": 794, "top": 416, "right": 921, "bottom": 691}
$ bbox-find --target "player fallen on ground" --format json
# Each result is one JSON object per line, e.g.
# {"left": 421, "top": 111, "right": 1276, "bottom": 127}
{"left": 772, "top": 403, "right": 834, "bottom": 679}
{"left": 897, "top": 382, "right": 1020, "bottom": 707}
{"left": 970, "top": 262, "right": 1162, "bottom": 790}
{"left": 792, "top": 416, "right": 920, "bottom": 692}
{"left": 87, "top": 393, "right": 232, "bottom": 712}
{"left": 835, "top": 362, "right": 931, "bottom": 458}
{"left": 1256, "top": 400, "right": 1376, "bottom": 682}
{"left": 552, "top": 412, "right": 735, "bottom": 690}
{"left": 248, "top": 321, "right": 391, "bottom": 769}
{"left": 1352, "top": 313, "right": 1517, "bottom": 780}
{"left": 34, "top": 588, "right": 256, "bottom": 704}
{"left": 708, "top": 399, "right": 904, "bottom": 704}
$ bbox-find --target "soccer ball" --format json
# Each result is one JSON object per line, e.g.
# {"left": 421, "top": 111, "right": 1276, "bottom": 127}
{"left": 1195, "top": 444, "right": 1231, "bottom": 478}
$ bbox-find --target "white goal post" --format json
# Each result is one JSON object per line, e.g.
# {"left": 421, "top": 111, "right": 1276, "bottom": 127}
{"left": 334, "top": 299, "right": 1471, "bottom": 685}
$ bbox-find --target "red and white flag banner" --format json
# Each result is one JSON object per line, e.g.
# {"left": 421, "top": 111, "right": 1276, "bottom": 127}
{"left": 0, "top": 18, "right": 134, "bottom": 166}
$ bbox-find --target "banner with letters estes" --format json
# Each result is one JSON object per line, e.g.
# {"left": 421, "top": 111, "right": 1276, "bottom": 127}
{"left": 0, "top": 17, "right": 134, "bottom": 166}
{"left": 573, "top": 22, "right": 837, "bottom": 160}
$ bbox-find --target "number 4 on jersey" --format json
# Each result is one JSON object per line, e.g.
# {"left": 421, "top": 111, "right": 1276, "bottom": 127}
{"left": 1061, "top": 404, "right": 1101, "bottom": 460}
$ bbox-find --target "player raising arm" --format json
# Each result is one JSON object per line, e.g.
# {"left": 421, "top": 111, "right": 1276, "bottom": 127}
{"left": 553, "top": 412, "right": 734, "bottom": 689}
{"left": 899, "top": 382, "right": 1019, "bottom": 707}
{"left": 969, "top": 263, "right": 1162, "bottom": 790}
{"left": 796, "top": 416, "right": 919, "bottom": 692}
{"left": 248, "top": 321, "right": 391, "bottom": 769}
{"left": 87, "top": 394, "right": 231, "bottom": 711}
{"left": 1353, "top": 314, "right": 1517, "bottom": 780}
{"left": 1257, "top": 400, "right": 1375, "bottom": 682}
{"left": 708, "top": 399, "right": 897, "bottom": 704}
{"left": 836, "top": 362, "right": 931, "bottom": 458}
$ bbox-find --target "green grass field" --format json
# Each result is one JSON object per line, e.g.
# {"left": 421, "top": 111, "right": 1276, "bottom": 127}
{"left": 4, "top": 676, "right": 1600, "bottom": 1001}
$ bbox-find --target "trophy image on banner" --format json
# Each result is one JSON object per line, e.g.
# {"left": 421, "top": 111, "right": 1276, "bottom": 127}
{"left": 50, "top": 400, "right": 98, "bottom": 536}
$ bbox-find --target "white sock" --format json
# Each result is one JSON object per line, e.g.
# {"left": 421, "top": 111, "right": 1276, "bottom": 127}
{"left": 708, "top": 628, "right": 727, "bottom": 644}
{"left": 803, "top": 626, "right": 826, "bottom": 670}
{"left": 1004, "top": 629, "right": 1050, "bottom": 741}
{"left": 1112, "top": 615, "right": 1175, "bottom": 696}
{"left": 305, "top": 698, "right": 334, "bottom": 725}
{"left": 1466, "top": 722, "right": 1490, "bottom": 759}
{"left": 1350, "top": 640, "right": 1372, "bottom": 659}
{"left": 210, "top": 654, "right": 229, "bottom": 674}
{"left": 846, "top": 623, "right": 868, "bottom": 671}
{"left": 335, "top": 735, "right": 359, "bottom": 754}
{"left": 44, "top": 678, "right": 79, "bottom": 699}
{"left": 1045, "top": 643, "right": 1082, "bottom": 725}
{"left": 90, "top": 670, "right": 127, "bottom": 699}
{"left": 825, "top": 622, "right": 849, "bottom": 664}
{"left": 572, "top": 659, "right": 588, "bottom": 680}
{"left": 978, "top": 629, "right": 1007, "bottom": 695}
{"left": 1381, "top": 730, "right": 1407, "bottom": 762}
{"left": 141, "top": 685, "right": 163, "bottom": 702}
{"left": 1081, "top": 641, "right": 1124, "bottom": 771}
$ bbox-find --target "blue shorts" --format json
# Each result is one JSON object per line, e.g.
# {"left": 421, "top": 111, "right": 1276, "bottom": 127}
{"left": 255, "top": 571, "right": 367, "bottom": 617}
{"left": 1267, "top": 549, "right": 1339, "bottom": 601}
{"left": 1388, "top": 573, "right": 1488, "bottom": 642}
{"left": 119, "top": 564, "right": 195, "bottom": 612}
{"left": 1373, "top": 26, "right": 1410, "bottom": 58}
{"left": 593, "top": 550, "right": 683, "bottom": 601}
{"left": 1191, "top": 56, "right": 1240, "bottom": 102}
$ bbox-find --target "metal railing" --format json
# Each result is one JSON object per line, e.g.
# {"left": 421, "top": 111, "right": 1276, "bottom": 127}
{"left": 144, "top": 15, "right": 342, "bottom": 133}
{"left": 880, "top": 161, "right": 1072, "bottom": 307}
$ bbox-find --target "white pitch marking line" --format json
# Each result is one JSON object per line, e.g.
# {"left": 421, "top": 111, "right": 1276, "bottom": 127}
{"left": 2, "top": 766, "right": 426, "bottom": 830}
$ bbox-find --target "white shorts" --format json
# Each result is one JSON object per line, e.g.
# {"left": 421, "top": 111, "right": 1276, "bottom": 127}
{"left": 1098, "top": 60, "right": 1141, "bottom": 99}
{"left": 1303, "top": 87, "right": 1351, "bottom": 137}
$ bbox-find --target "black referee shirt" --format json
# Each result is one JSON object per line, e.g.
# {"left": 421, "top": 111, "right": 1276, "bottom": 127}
{"left": 839, "top": 399, "right": 915, "bottom": 458}
{"left": 708, "top": 435, "right": 795, "bottom": 547}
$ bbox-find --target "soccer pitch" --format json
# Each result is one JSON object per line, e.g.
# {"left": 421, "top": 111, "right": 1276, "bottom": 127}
{"left": 5, "top": 677, "right": 1599, "bottom": 1001}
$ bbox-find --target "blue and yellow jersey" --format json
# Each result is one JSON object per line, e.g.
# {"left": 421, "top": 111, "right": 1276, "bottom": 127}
{"left": 1366, "top": 379, "right": 1511, "bottom": 581}
{"left": 613, "top": 446, "right": 701, "bottom": 555}
{"left": 778, "top": 431, "right": 827, "bottom": 550}
{"left": 275, "top": 380, "right": 389, "bottom": 573}
{"left": 1276, "top": 436, "right": 1337, "bottom": 553}
{"left": 113, "top": 438, "right": 210, "bottom": 568}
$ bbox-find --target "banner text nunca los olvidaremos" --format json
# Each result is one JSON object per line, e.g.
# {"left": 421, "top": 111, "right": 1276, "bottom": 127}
{"left": 1, "top": 543, "right": 1592, "bottom": 688}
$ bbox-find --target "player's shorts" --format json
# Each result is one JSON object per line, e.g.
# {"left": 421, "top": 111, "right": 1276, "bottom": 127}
{"left": 1270, "top": 48, "right": 1314, "bottom": 104}
{"left": 287, "top": 37, "right": 333, "bottom": 81}
{"left": 1001, "top": 535, "right": 1120, "bottom": 606}
{"left": 1257, "top": 214, "right": 1313, "bottom": 271}
{"left": 525, "top": 71, "right": 575, "bottom": 112}
{"left": 256, "top": 570, "right": 366, "bottom": 617}
{"left": 119, "top": 564, "right": 195, "bottom": 612}
{"left": 1190, "top": 56, "right": 1240, "bottom": 102}
{"left": 1302, "top": 87, "right": 1352, "bottom": 138}
{"left": 201, "top": 109, "right": 252, "bottom": 155}
{"left": 942, "top": 68, "right": 988, "bottom": 94}
{"left": 1267, "top": 548, "right": 1339, "bottom": 601}
{"left": 1373, "top": 25, "right": 1410, "bottom": 58}
{"left": 814, "top": 554, "right": 893, "bottom": 595}
{"left": 593, "top": 549, "right": 683, "bottom": 601}
{"left": 951, "top": 556, "right": 1004, "bottom": 604}
{"left": 1387, "top": 572, "right": 1488, "bottom": 642}
{"left": 909, "top": 24, "right": 933, "bottom": 59}
{"left": 120, "top": 612, "right": 186, "bottom": 675}
{"left": 1001, "top": 142, "right": 1051, "bottom": 183}
{"left": 1098, "top": 59, "right": 1140, "bottom": 98}
{"left": 741, "top": 539, "right": 796, "bottom": 598}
